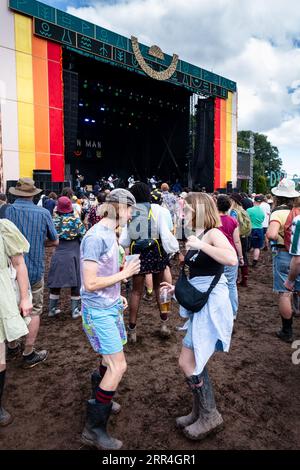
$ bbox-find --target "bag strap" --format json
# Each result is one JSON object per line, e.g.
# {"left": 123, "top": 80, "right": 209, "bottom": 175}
{"left": 206, "top": 273, "right": 222, "bottom": 294}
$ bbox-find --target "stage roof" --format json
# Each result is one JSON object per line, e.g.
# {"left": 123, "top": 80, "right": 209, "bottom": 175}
{"left": 9, "top": 0, "right": 237, "bottom": 99}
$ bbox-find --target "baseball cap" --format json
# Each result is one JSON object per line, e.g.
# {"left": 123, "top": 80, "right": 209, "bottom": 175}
{"left": 254, "top": 194, "right": 264, "bottom": 202}
{"left": 106, "top": 189, "right": 137, "bottom": 207}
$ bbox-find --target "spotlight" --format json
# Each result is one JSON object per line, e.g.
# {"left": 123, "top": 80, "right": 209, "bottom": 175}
{"left": 91, "top": 119, "right": 96, "bottom": 123}
{"left": 84, "top": 118, "right": 90, "bottom": 122}
{"left": 100, "top": 107, "right": 105, "bottom": 111}
{"left": 79, "top": 103, "right": 84, "bottom": 107}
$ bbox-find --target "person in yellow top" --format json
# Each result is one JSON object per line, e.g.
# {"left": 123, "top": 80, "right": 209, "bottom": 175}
{"left": 266, "top": 179, "right": 300, "bottom": 342}
{"left": 0, "top": 219, "right": 32, "bottom": 426}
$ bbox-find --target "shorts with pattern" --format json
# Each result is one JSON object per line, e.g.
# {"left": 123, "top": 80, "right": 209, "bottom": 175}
{"left": 82, "top": 300, "right": 127, "bottom": 355}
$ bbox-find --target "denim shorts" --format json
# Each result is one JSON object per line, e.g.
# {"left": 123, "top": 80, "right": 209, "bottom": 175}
{"left": 273, "top": 250, "right": 300, "bottom": 292}
{"left": 250, "top": 228, "right": 264, "bottom": 249}
{"left": 82, "top": 300, "right": 127, "bottom": 355}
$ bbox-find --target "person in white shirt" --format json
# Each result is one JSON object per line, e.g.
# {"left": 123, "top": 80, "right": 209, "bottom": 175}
{"left": 260, "top": 195, "right": 271, "bottom": 248}
{"left": 128, "top": 175, "right": 135, "bottom": 189}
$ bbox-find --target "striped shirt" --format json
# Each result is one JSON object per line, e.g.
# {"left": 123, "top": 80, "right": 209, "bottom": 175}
{"left": 6, "top": 198, "right": 57, "bottom": 285}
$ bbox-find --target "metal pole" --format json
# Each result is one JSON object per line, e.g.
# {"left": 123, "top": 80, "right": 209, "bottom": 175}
{"left": 249, "top": 131, "right": 254, "bottom": 193}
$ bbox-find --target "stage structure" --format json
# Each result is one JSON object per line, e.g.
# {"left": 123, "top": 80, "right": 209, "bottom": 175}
{"left": 0, "top": 0, "right": 238, "bottom": 192}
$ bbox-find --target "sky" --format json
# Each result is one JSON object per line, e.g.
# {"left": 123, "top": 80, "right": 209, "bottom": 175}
{"left": 42, "top": 0, "right": 300, "bottom": 176}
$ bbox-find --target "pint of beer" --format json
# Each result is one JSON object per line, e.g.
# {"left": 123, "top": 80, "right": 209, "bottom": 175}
{"left": 160, "top": 288, "right": 171, "bottom": 314}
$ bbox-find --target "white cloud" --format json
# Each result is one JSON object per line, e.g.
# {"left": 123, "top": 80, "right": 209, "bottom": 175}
{"left": 64, "top": 0, "right": 300, "bottom": 174}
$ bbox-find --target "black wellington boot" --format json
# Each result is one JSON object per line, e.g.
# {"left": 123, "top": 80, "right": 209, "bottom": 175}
{"left": 81, "top": 399, "right": 123, "bottom": 450}
{"left": 183, "top": 367, "right": 223, "bottom": 440}
{"left": 91, "top": 371, "right": 121, "bottom": 414}
{"left": 0, "top": 370, "right": 13, "bottom": 427}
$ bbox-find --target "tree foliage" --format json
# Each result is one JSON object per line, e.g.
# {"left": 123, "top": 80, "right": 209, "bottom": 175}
{"left": 238, "top": 131, "right": 282, "bottom": 191}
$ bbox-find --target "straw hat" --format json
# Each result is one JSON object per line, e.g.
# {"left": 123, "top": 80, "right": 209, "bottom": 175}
{"left": 9, "top": 178, "right": 42, "bottom": 197}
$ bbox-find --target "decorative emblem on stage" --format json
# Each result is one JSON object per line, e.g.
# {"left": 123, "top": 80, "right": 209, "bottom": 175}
{"left": 148, "top": 45, "right": 165, "bottom": 60}
{"left": 131, "top": 36, "right": 178, "bottom": 81}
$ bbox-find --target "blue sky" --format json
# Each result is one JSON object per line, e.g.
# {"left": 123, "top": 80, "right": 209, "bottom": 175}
{"left": 40, "top": 0, "right": 300, "bottom": 176}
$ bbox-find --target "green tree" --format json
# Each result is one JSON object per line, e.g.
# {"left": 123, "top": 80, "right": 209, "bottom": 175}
{"left": 238, "top": 131, "right": 282, "bottom": 192}
{"left": 256, "top": 175, "right": 268, "bottom": 194}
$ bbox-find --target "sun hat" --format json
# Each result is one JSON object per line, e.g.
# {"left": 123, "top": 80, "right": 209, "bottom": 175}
{"left": 9, "top": 178, "right": 42, "bottom": 197}
{"left": 271, "top": 178, "right": 300, "bottom": 198}
{"left": 57, "top": 196, "right": 73, "bottom": 214}
{"left": 106, "top": 188, "right": 137, "bottom": 207}
{"left": 180, "top": 191, "right": 188, "bottom": 199}
{"left": 230, "top": 193, "right": 243, "bottom": 206}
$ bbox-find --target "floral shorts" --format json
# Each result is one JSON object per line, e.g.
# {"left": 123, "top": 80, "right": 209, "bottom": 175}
{"left": 82, "top": 300, "right": 127, "bottom": 355}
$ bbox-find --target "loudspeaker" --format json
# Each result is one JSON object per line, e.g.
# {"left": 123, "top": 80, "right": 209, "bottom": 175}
{"left": 217, "top": 187, "right": 227, "bottom": 194}
{"left": 226, "top": 181, "right": 233, "bottom": 193}
{"left": 192, "top": 97, "right": 215, "bottom": 192}
{"left": 63, "top": 70, "right": 78, "bottom": 163}
{"left": 5, "top": 180, "right": 18, "bottom": 203}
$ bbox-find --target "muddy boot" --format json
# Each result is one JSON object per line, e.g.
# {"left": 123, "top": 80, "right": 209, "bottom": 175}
{"left": 0, "top": 370, "right": 13, "bottom": 427}
{"left": 71, "top": 298, "right": 81, "bottom": 319}
{"left": 91, "top": 371, "right": 121, "bottom": 415}
{"left": 48, "top": 296, "right": 61, "bottom": 318}
{"left": 183, "top": 367, "right": 223, "bottom": 441}
{"left": 239, "top": 266, "right": 248, "bottom": 287}
{"left": 81, "top": 399, "right": 122, "bottom": 450}
{"left": 127, "top": 326, "right": 137, "bottom": 344}
{"left": 176, "top": 377, "right": 199, "bottom": 429}
{"left": 276, "top": 317, "right": 293, "bottom": 343}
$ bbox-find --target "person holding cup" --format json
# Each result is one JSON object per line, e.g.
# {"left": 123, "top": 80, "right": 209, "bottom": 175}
{"left": 161, "top": 192, "right": 237, "bottom": 441}
{"left": 80, "top": 189, "right": 140, "bottom": 450}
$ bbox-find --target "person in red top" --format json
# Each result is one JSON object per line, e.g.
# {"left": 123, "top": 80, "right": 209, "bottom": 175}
{"left": 217, "top": 195, "right": 244, "bottom": 319}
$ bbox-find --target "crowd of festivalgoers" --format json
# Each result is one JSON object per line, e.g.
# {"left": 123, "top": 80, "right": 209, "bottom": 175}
{"left": 0, "top": 176, "right": 299, "bottom": 450}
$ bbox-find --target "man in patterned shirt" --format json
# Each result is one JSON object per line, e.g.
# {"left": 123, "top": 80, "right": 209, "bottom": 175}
{"left": 161, "top": 183, "right": 177, "bottom": 222}
{"left": 6, "top": 178, "right": 58, "bottom": 369}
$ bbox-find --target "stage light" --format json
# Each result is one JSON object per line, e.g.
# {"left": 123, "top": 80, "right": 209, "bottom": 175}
{"left": 91, "top": 120, "right": 96, "bottom": 123}
{"left": 79, "top": 103, "right": 84, "bottom": 107}
{"left": 100, "top": 107, "right": 105, "bottom": 111}
{"left": 84, "top": 118, "right": 90, "bottom": 122}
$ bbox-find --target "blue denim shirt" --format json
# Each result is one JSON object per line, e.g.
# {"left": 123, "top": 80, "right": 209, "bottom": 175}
{"left": 6, "top": 198, "right": 57, "bottom": 285}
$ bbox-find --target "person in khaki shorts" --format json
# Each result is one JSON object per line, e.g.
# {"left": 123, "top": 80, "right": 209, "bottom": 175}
{"left": 5, "top": 178, "right": 58, "bottom": 368}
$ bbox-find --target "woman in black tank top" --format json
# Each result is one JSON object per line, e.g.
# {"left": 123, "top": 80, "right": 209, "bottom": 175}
{"left": 160, "top": 193, "right": 237, "bottom": 441}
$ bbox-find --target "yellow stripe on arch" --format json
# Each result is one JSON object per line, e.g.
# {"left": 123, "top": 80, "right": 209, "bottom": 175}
{"left": 15, "top": 13, "right": 35, "bottom": 178}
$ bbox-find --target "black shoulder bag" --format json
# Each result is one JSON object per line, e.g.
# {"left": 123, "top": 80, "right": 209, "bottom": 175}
{"left": 174, "top": 234, "right": 221, "bottom": 313}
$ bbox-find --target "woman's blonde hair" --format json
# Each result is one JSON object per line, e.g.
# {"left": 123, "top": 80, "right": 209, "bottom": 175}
{"left": 184, "top": 192, "right": 221, "bottom": 231}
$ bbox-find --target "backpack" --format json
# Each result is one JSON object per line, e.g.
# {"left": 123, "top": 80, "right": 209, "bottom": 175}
{"left": 128, "top": 203, "right": 160, "bottom": 254}
{"left": 42, "top": 196, "right": 49, "bottom": 208}
{"left": 237, "top": 208, "right": 252, "bottom": 237}
{"left": 0, "top": 204, "right": 8, "bottom": 219}
{"left": 284, "top": 207, "right": 300, "bottom": 251}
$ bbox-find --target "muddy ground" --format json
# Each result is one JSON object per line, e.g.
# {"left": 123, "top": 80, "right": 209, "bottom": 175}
{"left": 1, "top": 249, "right": 300, "bottom": 450}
